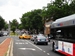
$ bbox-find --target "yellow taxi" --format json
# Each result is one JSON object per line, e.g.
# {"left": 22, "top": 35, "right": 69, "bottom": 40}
{"left": 19, "top": 33, "right": 31, "bottom": 39}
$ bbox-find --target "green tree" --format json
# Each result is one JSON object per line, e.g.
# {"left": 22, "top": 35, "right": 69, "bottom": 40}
{"left": 20, "top": 9, "right": 43, "bottom": 34}
{"left": 69, "top": 0, "right": 75, "bottom": 14}
{"left": 4, "top": 22, "right": 8, "bottom": 30}
{"left": 10, "top": 19, "right": 19, "bottom": 33}
{"left": 18, "top": 24, "right": 23, "bottom": 30}
{"left": 11, "top": 26, "right": 16, "bottom": 33}
{"left": 0, "top": 16, "right": 5, "bottom": 30}
{"left": 45, "top": 0, "right": 74, "bottom": 20}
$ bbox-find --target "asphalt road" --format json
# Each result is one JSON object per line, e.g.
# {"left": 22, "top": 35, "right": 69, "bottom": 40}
{"left": 13, "top": 36, "right": 64, "bottom": 56}
{"left": 0, "top": 36, "right": 9, "bottom": 44}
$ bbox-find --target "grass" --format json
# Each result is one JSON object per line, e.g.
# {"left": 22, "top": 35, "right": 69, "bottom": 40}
{"left": 10, "top": 32, "right": 19, "bottom": 36}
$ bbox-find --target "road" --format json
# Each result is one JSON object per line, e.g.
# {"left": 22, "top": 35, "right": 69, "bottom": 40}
{"left": 0, "top": 36, "right": 8, "bottom": 43}
{"left": 13, "top": 36, "right": 63, "bottom": 56}
{"left": 0, "top": 36, "right": 64, "bottom": 56}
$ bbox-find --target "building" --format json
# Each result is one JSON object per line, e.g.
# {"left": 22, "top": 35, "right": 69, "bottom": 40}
{"left": 44, "top": 20, "right": 53, "bottom": 35}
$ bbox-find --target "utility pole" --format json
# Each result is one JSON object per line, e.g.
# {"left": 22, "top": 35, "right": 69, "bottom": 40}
{"left": 8, "top": 21, "right": 11, "bottom": 36}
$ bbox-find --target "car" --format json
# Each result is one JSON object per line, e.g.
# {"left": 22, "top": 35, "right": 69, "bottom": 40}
{"left": 19, "top": 33, "right": 31, "bottom": 39}
{"left": 19, "top": 34, "right": 23, "bottom": 39}
{"left": 34, "top": 34, "right": 48, "bottom": 45}
{"left": 3, "top": 32, "right": 8, "bottom": 36}
{"left": 0, "top": 32, "right": 3, "bottom": 37}
{"left": 30, "top": 34, "right": 36, "bottom": 41}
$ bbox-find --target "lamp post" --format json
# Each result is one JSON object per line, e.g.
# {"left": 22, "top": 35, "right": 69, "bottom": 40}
{"left": 8, "top": 21, "right": 11, "bottom": 35}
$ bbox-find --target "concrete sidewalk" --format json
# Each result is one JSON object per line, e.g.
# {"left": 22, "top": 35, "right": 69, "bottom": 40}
{"left": 0, "top": 38, "right": 12, "bottom": 56}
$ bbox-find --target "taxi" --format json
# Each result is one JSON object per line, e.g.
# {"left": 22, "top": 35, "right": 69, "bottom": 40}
{"left": 19, "top": 33, "right": 31, "bottom": 39}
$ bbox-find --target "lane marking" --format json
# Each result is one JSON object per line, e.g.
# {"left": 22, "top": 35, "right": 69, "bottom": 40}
{"left": 15, "top": 42, "right": 28, "bottom": 44}
{"left": 25, "top": 43, "right": 28, "bottom": 44}
{"left": 26, "top": 40, "right": 42, "bottom": 51}
{"left": 47, "top": 53, "right": 50, "bottom": 55}
{"left": 7, "top": 38, "right": 13, "bottom": 56}
{"left": 43, "top": 51, "right": 46, "bottom": 53}
{"left": 19, "top": 43, "right": 23, "bottom": 44}
{"left": 19, "top": 48, "right": 36, "bottom": 51}
{"left": 15, "top": 43, "right": 18, "bottom": 44}
{"left": 0, "top": 38, "right": 8, "bottom": 45}
{"left": 26, "top": 40, "right": 50, "bottom": 56}
{"left": 12, "top": 38, "right": 13, "bottom": 56}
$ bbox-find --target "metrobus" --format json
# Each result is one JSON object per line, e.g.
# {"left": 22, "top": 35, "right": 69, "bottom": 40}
{"left": 50, "top": 14, "right": 75, "bottom": 56}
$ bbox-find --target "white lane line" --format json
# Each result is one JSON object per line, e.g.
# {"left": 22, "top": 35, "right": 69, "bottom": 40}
{"left": 43, "top": 51, "right": 46, "bottom": 53}
{"left": 26, "top": 40, "right": 42, "bottom": 51}
{"left": 15, "top": 43, "right": 18, "bottom": 44}
{"left": 0, "top": 38, "right": 8, "bottom": 45}
{"left": 9, "top": 38, "right": 13, "bottom": 56}
{"left": 47, "top": 53, "right": 50, "bottom": 55}
{"left": 15, "top": 42, "right": 28, "bottom": 44}
{"left": 19, "top": 43, "right": 23, "bottom": 44}
{"left": 25, "top": 43, "right": 28, "bottom": 44}
{"left": 11, "top": 38, "right": 13, "bottom": 56}
{"left": 19, "top": 48, "right": 36, "bottom": 51}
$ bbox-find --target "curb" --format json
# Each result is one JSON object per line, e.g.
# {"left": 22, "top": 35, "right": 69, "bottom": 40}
{"left": 6, "top": 38, "right": 13, "bottom": 56}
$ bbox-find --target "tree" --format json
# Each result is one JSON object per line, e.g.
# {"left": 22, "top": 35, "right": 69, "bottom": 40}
{"left": 10, "top": 19, "right": 19, "bottom": 33}
{"left": 18, "top": 24, "right": 23, "bottom": 30}
{"left": 4, "top": 22, "right": 8, "bottom": 30}
{"left": 11, "top": 26, "right": 16, "bottom": 33}
{"left": 0, "top": 16, "right": 5, "bottom": 30}
{"left": 20, "top": 9, "right": 43, "bottom": 34}
{"left": 45, "top": 0, "right": 74, "bottom": 20}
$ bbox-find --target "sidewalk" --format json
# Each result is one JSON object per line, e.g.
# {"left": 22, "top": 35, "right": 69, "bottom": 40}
{"left": 0, "top": 38, "right": 11, "bottom": 56}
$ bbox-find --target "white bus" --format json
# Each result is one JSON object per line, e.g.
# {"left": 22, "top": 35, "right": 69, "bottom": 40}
{"left": 50, "top": 14, "right": 75, "bottom": 56}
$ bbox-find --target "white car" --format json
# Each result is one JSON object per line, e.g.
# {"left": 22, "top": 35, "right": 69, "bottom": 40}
{"left": 3, "top": 32, "right": 8, "bottom": 36}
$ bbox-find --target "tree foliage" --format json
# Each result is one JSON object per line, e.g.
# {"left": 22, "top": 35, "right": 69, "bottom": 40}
{"left": 20, "top": 9, "right": 43, "bottom": 33}
{"left": 0, "top": 16, "right": 5, "bottom": 30}
{"left": 4, "top": 22, "right": 8, "bottom": 30}
{"left": 20, "top": 0, "right": 75, "bottom": 34}
{"left": 10, "top": 19, "right": 19, "bottom": 32}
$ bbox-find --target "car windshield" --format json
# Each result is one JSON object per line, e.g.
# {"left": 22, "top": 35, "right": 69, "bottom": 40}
{"left": 37, "top": 35, "right": 46, "bottom": 38}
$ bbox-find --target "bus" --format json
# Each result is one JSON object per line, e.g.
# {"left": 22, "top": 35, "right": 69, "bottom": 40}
{"left": 50, "top": 14, "right": 75, "bottom": 56}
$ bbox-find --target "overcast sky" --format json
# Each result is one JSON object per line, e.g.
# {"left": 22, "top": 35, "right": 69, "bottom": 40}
{"left": 0, "top": 0, "right": 50, "bottom": 23}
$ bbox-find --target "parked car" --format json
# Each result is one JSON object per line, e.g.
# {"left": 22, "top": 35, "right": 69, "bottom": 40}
{"left": 0, "top": 32, "right": 3, "bottom": 37}
{"left": 30, "top": 34, "right": 36, "bottom": 41}
{"left": 34, "top": 34, "right": 48, "bottom": 45}
{"left": 19, "top": 33, "right": 31, "bottom": 39}
{"left": 3, "top": 32, "right": 8, "bottom": 36}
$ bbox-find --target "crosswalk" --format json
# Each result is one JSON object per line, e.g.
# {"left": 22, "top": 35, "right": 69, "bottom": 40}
{"left": 15, "top": 42, "right": 28, "bottom": 44}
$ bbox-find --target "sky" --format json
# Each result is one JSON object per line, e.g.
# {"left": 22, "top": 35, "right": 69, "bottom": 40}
{"left": 0, "top": 0, "right": 50, "bottom": 23}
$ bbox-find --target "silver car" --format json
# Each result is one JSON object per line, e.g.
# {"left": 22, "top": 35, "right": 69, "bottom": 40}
{"left": 34, "top": 34, "right": 48, "bottom": 45}
{"left": 30, "top": 35, "right": 36, "bottom": 41}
